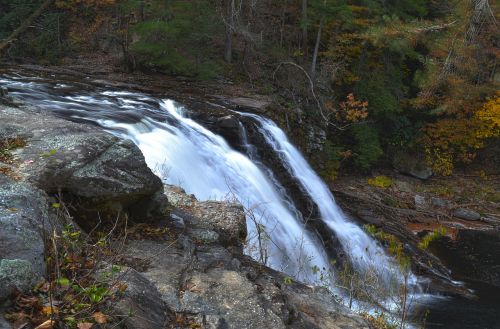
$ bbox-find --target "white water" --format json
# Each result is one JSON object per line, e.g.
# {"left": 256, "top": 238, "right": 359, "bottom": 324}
{"left": 98, "top": 100, "right": 333, "bottom": 285}
{"left": 241, "top": 113, "right": 418, "bottom": 290}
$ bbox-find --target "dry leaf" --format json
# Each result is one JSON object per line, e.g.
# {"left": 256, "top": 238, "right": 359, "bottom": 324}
{"left": 77, "top": 322, "right": 93, "bottom": 329}
{"left": 34, "top": 320, "right": 54, "bottom": 329}
{"left": 92, "top": 311, "right": 107, "bottom": 324}
{"left": 41, "top": 306, "right": 58, "bottom": 315}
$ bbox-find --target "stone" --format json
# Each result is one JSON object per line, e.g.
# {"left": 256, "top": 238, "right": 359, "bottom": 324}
{"left": 228, "top": 97, "right": 270, "bottom": 113}
{"left": 109, "top": 267, "right": 167, "bottom": 329}
{"left": 0, "top": 105, "right": 164, "bottom": 225}
{"left": 0, "top": 177, "right": 46, "bottom": 301}
{"left": 164, "top": 185, "right": 247, "bottom": 245}
{"left": 414, "top": 195, "right": 426, "bottom": 208}
{"left": 453, "top": 208, "right": 481, "bottom": 221}
{"left": 393, "top": 151, "right": 433, "bottom": 180}
{"left": 217, "top": 115, "right": 240, "bottom": 130}
{"left": 431, "top": 197, "right": 449, "bottom": 208}
{"left": 117, "top": 185, "right": 369, "bottom": 329}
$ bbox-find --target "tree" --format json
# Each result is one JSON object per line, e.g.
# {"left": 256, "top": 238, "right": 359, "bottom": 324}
{"left": 0, "top": 0, "right": 54, "bottom": 56}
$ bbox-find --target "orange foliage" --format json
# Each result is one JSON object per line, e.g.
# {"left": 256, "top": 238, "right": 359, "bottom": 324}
{"left": 326, "top": 93, "right": 369, "bottom": 124}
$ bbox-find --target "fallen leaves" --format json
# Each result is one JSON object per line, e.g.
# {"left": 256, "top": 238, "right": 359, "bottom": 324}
{"left": 34, "top": 319, "right": 55, "bottom": 329}
{"left": 92, "top": 311, "right": 107, "bottom": 324}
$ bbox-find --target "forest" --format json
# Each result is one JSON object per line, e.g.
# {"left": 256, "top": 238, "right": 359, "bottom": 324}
{"left": 0, "top": 0, "right": 498, "bottom": 178}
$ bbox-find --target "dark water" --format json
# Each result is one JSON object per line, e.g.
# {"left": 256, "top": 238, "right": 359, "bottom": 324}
{"left": 1, "top": 70, "right": 499, "bottom": 329}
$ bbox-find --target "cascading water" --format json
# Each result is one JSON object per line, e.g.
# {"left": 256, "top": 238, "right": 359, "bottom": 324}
{"left": 1, "top": 74, "right": 331, "bottom": 286}
{"left": 241, "top": 113, "right": 419, "bottom": 292}
{"left": 1, "top": 73, "right": 420, "bottom": 311}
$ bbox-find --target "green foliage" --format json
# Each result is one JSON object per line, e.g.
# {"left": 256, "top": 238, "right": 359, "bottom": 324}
{"left": 131, "top": 0, "right": 223, "bottom": 78}
{"left": 418, "top": 226, "right": 447, "bottom": 250}
{"left": 367, "top": 175, "right": 393, "bottom": 188}
{"left": 351, "top": 125, "right": 383, "bottom": 170}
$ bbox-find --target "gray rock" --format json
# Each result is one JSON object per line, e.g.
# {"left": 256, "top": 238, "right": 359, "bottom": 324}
{"left": 431, "top": 197, "right": 449, "bottom": 208}
{"left": 164, "top": 185, "right": 247, "bottom": 245}
{"left": 0, "top": 87, "right": 7, "bottom": 98}
{"left": 414, "top": 195, "right": 426, "bottom": 208}
{"left": 0, "top": 106, "right": 164, "bottom": 223}
{"left": 191, "top": 229, "right": 220, "bottom": 244}
{"left": 453, "top": 208, "right": 481, "bottom": 221}
{"left": 228, "top": 97, "right": 270, "bottom": 113}
{"left": 109, "top": 267, "right": 167, "bottom": 329}
{"left": 393, "top": 151, "right": 433, "bottom": 180}
{"left": 306, "top": 127, "right": 326, "bottom": 153}
{"left": 116, "top": 186, "right": 369, "bottom": 329}
{"left": 0, "top": 260, "right": 38, "bottom": 301}
{"left": 0, "top": 177, "right": 46, "bottom": 301}
{"left": 217, "top": 115, "right": 240, "bottom": 130}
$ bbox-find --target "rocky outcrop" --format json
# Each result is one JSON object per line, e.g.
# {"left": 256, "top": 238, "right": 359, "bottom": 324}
{"left": 111, "top": 185, "right": 369, "bottom": 329}
{"left": 0, "top": 103, "right": 165, "bottom": 302}
{"left": 0, "top": 105, "right": 167, "bottom": 227}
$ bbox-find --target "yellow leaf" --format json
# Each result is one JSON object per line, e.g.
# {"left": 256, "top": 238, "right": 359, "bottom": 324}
{"left": 41, "top": 306, "right": 58, "bottom": 315}
{"left": 92, "top": 311, "right": 107, "bottom": 324}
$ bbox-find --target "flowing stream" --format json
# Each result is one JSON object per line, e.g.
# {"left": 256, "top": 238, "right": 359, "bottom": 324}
{"left": 1, "top": 72, "right": 419, "bottom": 313}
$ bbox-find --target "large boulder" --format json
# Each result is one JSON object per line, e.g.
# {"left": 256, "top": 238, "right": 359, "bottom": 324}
{"left": 393, "top": 151, "right": 433, "bottom": 180}
{"left": 0, "top": 106, "right": 166, "bottom": 226}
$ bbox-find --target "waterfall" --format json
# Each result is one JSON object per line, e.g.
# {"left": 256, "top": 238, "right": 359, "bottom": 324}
{"left": 241, "top": 113, "right": 419, "bottom": 292}
{"left": 2, "top": 73, "right": 420, "bottom": 309}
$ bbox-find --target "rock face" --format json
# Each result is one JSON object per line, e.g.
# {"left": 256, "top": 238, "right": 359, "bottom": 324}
{"left": 393, "top": 151, "right": 433, "bottom": 180}
{"left": 0, "top": 104, "right": 164, "bottom": 301}
{"left": 0, "top": 176, "right": 46, "bottom": 301}
{"left": 112, "top": 185, "right": 369, "bottom": 329}
{"left": 0, "top": 105, "right": 166, "bottom": 225}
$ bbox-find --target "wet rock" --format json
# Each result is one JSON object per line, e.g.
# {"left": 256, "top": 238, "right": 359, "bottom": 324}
{"left": 0, "top": 87, "right": 8, "bottom": 98}
{"left": 217, "top": 115, "right": 240, "bottom": 130}
{"left": 393, "top": 151, "right": 433, "bottom": 180}
{"left": 306, "top": 127, "right": 326, "bottom": 153}
{"left": 453, "top": 208, "right": 481, "bottom": 221}
{"left": 357, "top": 208, "right": 382, "bottom": 225}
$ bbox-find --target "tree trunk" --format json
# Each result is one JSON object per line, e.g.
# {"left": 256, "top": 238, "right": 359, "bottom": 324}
{"left": 302, "top": 0, "right": 308, "bottom": 56}
{"left": 0, "top": 0, "right": 54, "bottom": 56}
{"left": 310, "top": 17, "right": 323, "bottom": 80}
{"left": 223, "top": 0, "right": 235, "bottom": 63}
